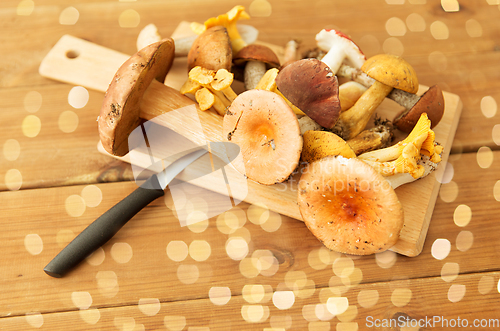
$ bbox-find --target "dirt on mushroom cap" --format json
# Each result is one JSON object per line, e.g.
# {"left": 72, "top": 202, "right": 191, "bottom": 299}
{"left": 297, "top": 156, "right": 404, "bottom": 255}
{"left": 223, "top": 89, "right": 302, "bottom": 185}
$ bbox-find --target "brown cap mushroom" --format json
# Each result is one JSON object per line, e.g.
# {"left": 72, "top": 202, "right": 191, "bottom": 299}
{"left": 187, "top": 26, "right": 232, "bottom": 72}
{"left": 297, "top": 155, "right": 404, "bottom": 255}
{"left": 233, "top": 44, "right": 280, "bottom": 90}
{"left": 222, "top": 89, "right": 302, "bottom": 185}
{"left": 99, "top": 39, "right": 175, "bottom": 156}
{"left": 333, "top": 54, "right": 419, "bottom": 139}
{"left": 393, "top": 85, "right": 445, "bottom": 132}
{"left": 275, "top": 58, "right": 341, "bottom": 129}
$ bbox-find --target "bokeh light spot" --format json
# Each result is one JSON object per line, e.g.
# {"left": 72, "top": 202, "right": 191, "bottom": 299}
{"left": 79, "top": 309, "right": 100, "bottom": 325}
{"left": 431, "top": 238, "right": 451, "bottom": 260}
{"left": 71, "top": 291, "right": 92, "bottom": 309}
{"left": 456, "top": 230, "right": 474, "bottom": 252}
{"left": 465, "top": 19, "right": 482, "bottom": 37}
{"left": 177, "top": 264, "right": 199, "bottom": 284}
{"left": 441, "top": 262, "right": 459, "bottom": 282}
{"left": 164, "top": 316, "right": 186, "bottom": 331}
{"left": 86, "top": 247, "right": 105, "bottom": 266}
{"left": 58, "top": 110, "right": 79, "bottom": 133}
{"left": 22, "top": 115, "right": 41, "bottom": 137}
{"left": 448, "top": 284, "right": 466, "bottom": 302}
{"left": 249, "top": 0, "right": 272, "bottom": 17}
{"left": 81, "top": 185, "right": 103, "bottom": 207}
{"left": 3, "top": 139, "right": 21, "bottom": 161}
{"left": 494, "top": 180, "right": 500, "bottom": 201}
{"left": 453, "top": 204, "right": 472, "bottom": 227}
{"left": 406, "top": 13, "right": 426, "bottom": 32}
{"left": 138, "top": 298, "right": 161, "bottom": 316}
{"left": 357, "top": 290, "right": 379, "bottom": 308}
{"left": 481, "top": 96, "right": 497, "bottom": 118}
{"left": 24, "top": 91, "right": 42, "bottom": 113}
{"left": 110, "top": 242, "right": 133, "bottom": 263}
{"left": 209, "top": 286, "right": 231, "bottom": 305}
{"left": 17, "top": 0, "right": 34, "bottom": 16}
{"left": 167, "top": 241, "right": 188, "bottom": 262}
{"left": 119, "top": 9, "right": 140, "bottom": 28}
{"left": 477, "top": 146, "right": 494, "bottom": 168}
{"left": 65, "top": 194, "right": 86, "bottom": 217}
{"left": 5, "top": 168, "right": 23, "bottom": 191}
{"left": 478, "top": 276, "right": 494, "bottom": 295}
{"left": 439, "top": 181, "right": 459, "bottom": 203}
{"left": 68, "top": 86, "right": 89, "bottom": 108}
{"left": 391, "top": 288, "right": 412, "bottom": 307}
{"left": 430, "top": 21, "right": 449, "bottom": 40}
{"left": 25, "top": 312, "right": 43, "bottom": 328}
{"left": 59, "top": 6, "right": 79, "bottom": 25}
{"left": 428, "top": 51, "right": 448, "bottom": 72}
{"left": 25, "top": 233, "right": 43, "bottom": 255}
{"left": 385, "top": 17, "right": 407, "bottom": 36}
{"left": 382, "top": 37, "right": 404, "bottom": 56}
{"left": 189, "top": 240, "right": 211, "bottom": 261}
{"left": 273, "top": 291, "right": 295, "bottom": 310}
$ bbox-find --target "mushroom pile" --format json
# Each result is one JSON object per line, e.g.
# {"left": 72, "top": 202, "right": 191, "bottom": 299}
{"left": 135, "top": 6, "right": 446, "bottom": 255}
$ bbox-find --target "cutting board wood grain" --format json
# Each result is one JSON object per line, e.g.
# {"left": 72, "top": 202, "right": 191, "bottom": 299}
{"left": 39, "top": 22, "right": 462, "bottom": 257}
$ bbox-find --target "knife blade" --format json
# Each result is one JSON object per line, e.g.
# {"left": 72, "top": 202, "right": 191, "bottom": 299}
{"left": 44, "top": 147, "right": 209, "bottom": 278}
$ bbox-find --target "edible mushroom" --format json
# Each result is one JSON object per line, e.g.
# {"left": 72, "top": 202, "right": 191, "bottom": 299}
{"left": 99, "top": 39, "right": 176, "bottom": 156}
{"left": 335, "top": 64, "right": 445, "bottom": 131}
{"left": 315, "top": 29, "right": 366, "bottom": 73}
{"left": 298, "top": 155, "right": 404, "bottom": 255}
{"left": 191, "top": 5, "right": 250, "bottom": 54}
{"left": 233, "top": 44, "right": 280, "bottom": 90}
{"left": 222, "top": 89, "right": 302, "bottom": 185}
{"left": 98, "top": 39, "right": 224, "bottom": 157}
{"left": 332, "top": 54, "right": 419, "bottom": 140}
{"left": 187, "top": 26, "right": 232, "bottom": 72}
{"left": 392, "top": 85, "right": 445, "bottom": 132}
{"left": 275, "top": 58, "right": 341, "bottom": 129}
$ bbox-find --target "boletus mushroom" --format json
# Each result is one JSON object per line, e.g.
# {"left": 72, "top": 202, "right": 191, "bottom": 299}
{"left": 332, "top": 54, "right": 419, "bottom": 140}
{"left": 275, "top": 58, "right": 341, "bottom": 130}
{"left": 187, "top": 26, "right": 232, "bottom": 72}
{"left": 222, "top": 89, "right": 302, "bottom": 185}
{"left": 298, "top": 155, "right": 404, "bottom": 255}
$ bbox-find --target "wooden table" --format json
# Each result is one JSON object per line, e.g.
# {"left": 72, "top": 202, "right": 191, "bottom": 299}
{"left": 1, "top": 1, "right": 499, "bottom": 330}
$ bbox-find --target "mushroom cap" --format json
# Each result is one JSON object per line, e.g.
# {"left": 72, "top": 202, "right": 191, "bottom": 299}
{"left": 316, "top": 29, "right": 366, "bottom": 72}
{"left": 361, "top": 54, "right": 419, "bottom": 94}
{"left": 233, "top": 44, "right": 280, "bottom": 68}
{"left": 222, "top": 89, "right": 302, "bottom": 185}
{"left": 99, "top": 38, "right": 175, "bottom": 156}
{"left": 297, "top": 156, "right": 404, "bottom": 255}
{"left": 393, "top": 85, "right": 445, "bottom": 133}
{"left": 275, "top": 58, "right": 341, "bottom": 129}
{"left": 187, "top": 26, "right": 232, "bottom": 72}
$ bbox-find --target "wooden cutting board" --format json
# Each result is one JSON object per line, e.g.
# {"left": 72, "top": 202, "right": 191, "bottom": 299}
{"left": 39, "top": 22, "right": 463, "bottom": 257}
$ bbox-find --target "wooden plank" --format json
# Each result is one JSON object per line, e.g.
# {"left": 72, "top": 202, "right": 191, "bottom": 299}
{"left": 1, "top": 150, "right": 499, "bottom": 318}
{"left": 1, "top": 264, "right": 499, "bottom": 330}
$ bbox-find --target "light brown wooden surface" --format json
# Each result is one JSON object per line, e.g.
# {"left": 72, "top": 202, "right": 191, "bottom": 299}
{"left": 1, "top": 0, "right": 500, "bottom": 330}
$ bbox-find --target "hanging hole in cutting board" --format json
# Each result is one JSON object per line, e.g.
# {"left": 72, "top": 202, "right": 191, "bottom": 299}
{"left": 65, "top": 49, "right": 80, "bottom": 59}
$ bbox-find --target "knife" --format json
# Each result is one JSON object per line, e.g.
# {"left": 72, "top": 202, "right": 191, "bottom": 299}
{"left": 44, "top": 147, "right": 209, "bottom": 278}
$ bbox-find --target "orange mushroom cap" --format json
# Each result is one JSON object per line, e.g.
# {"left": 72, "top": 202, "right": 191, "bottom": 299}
{"left": 223, "top": 89, "right": 303, "bottom": 185}
{"left": 298, "top": 156, "right": 404, "bottom": 255}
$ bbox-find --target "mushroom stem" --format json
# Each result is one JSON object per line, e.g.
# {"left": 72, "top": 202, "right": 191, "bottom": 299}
{"left": 346, "top": 124, "right": 393, "bottom": 155}
{"left": 337, "top": 63, "right": 420, "bottom": 109}
{"left": 283, "top": 39, "right": 300, "bottom": 64}
{"left": 332, "top": 81, "right": 393, "bottom": 140}
{"left": 244, "top": 60, "right": 267, "bottom": 90}
{"left": 382, "top": 154, "right": 439, "bottom": 189}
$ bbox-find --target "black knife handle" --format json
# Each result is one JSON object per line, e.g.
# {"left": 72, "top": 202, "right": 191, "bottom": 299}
{"left": 44, "top": 175, "right": 165, "bottom": 278}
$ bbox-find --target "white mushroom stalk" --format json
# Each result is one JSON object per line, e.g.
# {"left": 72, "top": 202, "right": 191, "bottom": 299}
{"left": 315, "top": 29, "right": 366, "bottom": 73}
